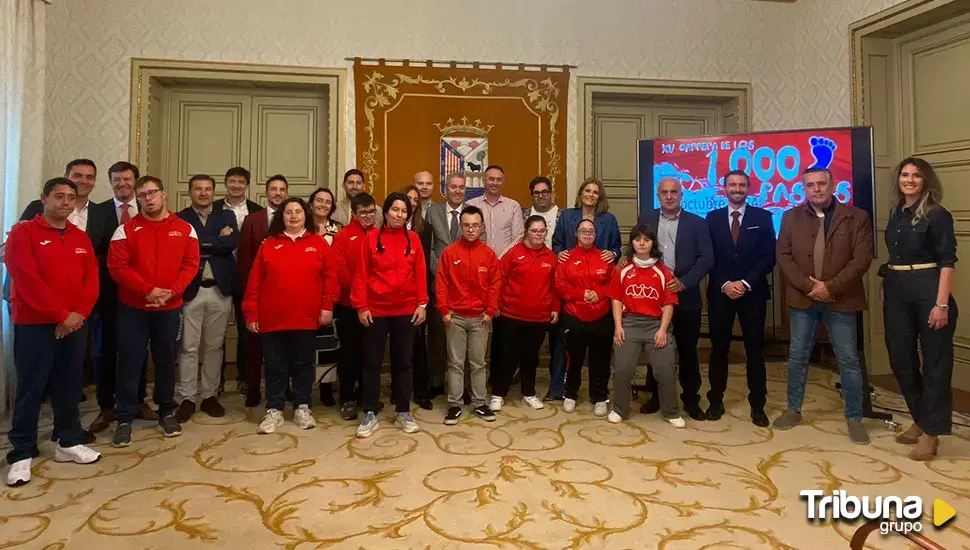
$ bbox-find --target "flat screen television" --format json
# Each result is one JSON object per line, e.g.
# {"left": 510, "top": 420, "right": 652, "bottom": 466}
{"left": 637, "top": 126, "right": 876, "bottom": 251}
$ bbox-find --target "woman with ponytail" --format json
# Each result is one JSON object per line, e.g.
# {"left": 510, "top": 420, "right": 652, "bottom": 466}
{"left": 351, "top": 193, "right": 429, "bottom": 438}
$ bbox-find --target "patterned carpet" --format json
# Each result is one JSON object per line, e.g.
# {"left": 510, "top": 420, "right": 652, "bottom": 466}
{"left": 2, "top": 363, "right": 969, "bottom": 550}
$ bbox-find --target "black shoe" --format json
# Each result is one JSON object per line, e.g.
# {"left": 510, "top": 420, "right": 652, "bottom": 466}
{"left": 640, "top": 395, "right": 660, "bottom": 414}
{"left": 158, "top": 415, "right": 183, "bottom": 438}
{"left": 444, "top": 406, "right": 462, "bottom": 425}
{"left": 340, "top": 401, "right": 358, "bottom": 421}
{"left": 428, "top": 385, "right": 445, "bottom": 399}
{"left": 685, "top": 404, "right": 706, "bottom": 421}
{"left": 473, "top": 404, "right": 496, "bottom": 422}
{"left": 415, "top": 398, "right": 433, "bottom": 411}
{"left": 751, "top": 408, "right": 770, "bottom": 427}
{"left": 245, "top": 390, "right": 262, "bottom": 408}
{"left": 199, "top": 397, "right": 225, "bottom": 418}
{"left": 319, "top": 383, "right": 336, "bottom": 407}
{"left": 112, "top": 423, "right": 132, "bottom": 448}
{"left": 174, "top": 400, "right": 196, "bottom": 423}
{"left": 462, "top": 391, "right": 472, "bottom": 405}
{"left": 705, "top": 404, "right": 725, "bottom": 421}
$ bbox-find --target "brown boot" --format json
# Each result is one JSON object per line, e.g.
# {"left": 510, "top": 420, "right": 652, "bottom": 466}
{"left": 895, "top": 423, "right": 923, "bottom": 445}
{"left": 910, "top": 434, "right": 939, "bottom": 461}
{"left": 86, "top": 408, "right": 115, "bottom": 433}
{"left": 136, "top": 401, "right": 159, "bottom": 421}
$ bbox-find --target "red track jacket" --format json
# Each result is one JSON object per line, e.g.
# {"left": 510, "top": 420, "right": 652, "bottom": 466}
{"left": 331, "top": 219, "right": 376, "bottom": 307}
{"left": 499, "top": 241, "right": 559, "bottom": 323}
{"left": 554, "top": 246, "right": 615, "bottom": 322}
{"left": 435, "top": 238, "right": 500, "bottom": 318}
{"left": 351, "top": 226, "right": 429, "bottom": 317}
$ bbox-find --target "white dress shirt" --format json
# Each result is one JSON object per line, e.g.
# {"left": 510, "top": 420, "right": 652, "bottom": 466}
{"left": 69, "top": 200, "right": 90, "bottom": 231}
{"left": 445, "top": 202, "right": 464, "bottom": 235}
{"left": 224, "top": 197, "right": 250, "bottom": 230}
{"left": 266, "top": 206, "right": 277, "bottom": 224}
{"left": 113, "top": 197, "right": 137, "bottom": 223}
{"left": 724, "top": 202, "right": 751, "bottom": 292}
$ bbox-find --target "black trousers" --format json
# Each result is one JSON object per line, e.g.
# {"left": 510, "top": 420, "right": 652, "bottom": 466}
{"left": 706, "top": 291, "right": 767, "bottom": 410}
{"left": 412, "top": 319, "right": 430, "bottom": 401}
{"left": 262, "top": 330, "right": 315, "bottom": 411}
{"left": 232, "top": 293, "right": 248, "bottom": 382}
{"left": 361, "top": 315, "right": 416, "bottom": 414}
{"left": 563, "top": 312, "right": 614, "bottom": 403}
{"left": 335, "top": 303, "right": 364, "bottom": 404}
{"left": 492, "top": 317, "right": 549, "bottom": 398}
{"left": 646, "top": 307, "right": 702, "bottom": 407}
{"left": 96, "top": 299, "right": 148, "bottom": 410}
{"left": 426, "top": 296, "right": 446, "bottom": 388}
{"left": 115, "top": 304, "right": 180, "bottom": 423}
{"left": 884, "top": 269, "right": 957, "bottom": 435}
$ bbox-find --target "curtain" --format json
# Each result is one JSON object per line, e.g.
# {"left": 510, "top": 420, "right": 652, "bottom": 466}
{"left": 0, "top": 0, "right": 46, "bottom": 417}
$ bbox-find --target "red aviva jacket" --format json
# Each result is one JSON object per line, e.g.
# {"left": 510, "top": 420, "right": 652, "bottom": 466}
{"left": 6, "top": 215, "right": 98, "bottom": 324}
{"left": 554, "top": 246, "right": 615, "bottom": 322}
{"left": 331, "top": 218, "right": 376, "bottom": 307}
{"left": 242, "top": 231, "right": 339, "bottom": 333}
{"left": 499, "top": 241, "right": 559, "bottom": 323}
{"left": 611, "top": 261, "right": 679, "bottom": 318}
{"left": 351, "top": 226, "right": 429, "bottom": 317}
{"left": 108, "top": 213, "right": 200, "bottom": 311}
{"left": 435, "top": 238, "right": 500, "bottom": 318}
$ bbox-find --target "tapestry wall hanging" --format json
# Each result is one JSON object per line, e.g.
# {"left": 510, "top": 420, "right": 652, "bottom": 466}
{"left": 353, "top": 58, "right": 570, "bottom": 206}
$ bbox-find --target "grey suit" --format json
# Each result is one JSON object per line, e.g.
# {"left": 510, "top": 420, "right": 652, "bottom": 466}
{"left": 427, "top": 202, "right": 476, "bottom": 274}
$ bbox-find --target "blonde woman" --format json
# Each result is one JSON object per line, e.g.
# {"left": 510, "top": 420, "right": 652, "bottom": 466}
{"left": 881, "top": 157, "right": 957, "bottom": 461}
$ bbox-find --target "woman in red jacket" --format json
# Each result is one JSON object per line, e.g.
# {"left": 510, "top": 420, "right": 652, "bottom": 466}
{"left": 554, "top": 219, "right": 615, "bottom": 416}
{"left": 243, "top": 198, "right": 338, "bottom": 435}
{"left": 352, "top": 192, "right": 429, "bottom": 438}
{"left": 491, "top": 215, "right": 560, "bottom": 411}
{"left": 610, "top": 224, "right": 683, "bottom": 427}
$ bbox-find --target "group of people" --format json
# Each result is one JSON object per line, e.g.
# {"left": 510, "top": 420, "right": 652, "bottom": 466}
{"left": 3, "top": 155, "right": 957, "bottom": 487}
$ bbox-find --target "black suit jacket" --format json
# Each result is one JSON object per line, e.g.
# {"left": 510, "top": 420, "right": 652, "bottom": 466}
{"left": 705, "top": 205, "right": 776, "bottom": 301}
{"left": 638, "top": 209, "right": 713, "bottom": 310}
{"left": 90, "top": 198, "right": 139, "bottom": 311}
{"left": 213, "top": 198, "right": 263, "bottom": 216}
{"left": 177, "top": 207, "right": 239, "bottom": 301}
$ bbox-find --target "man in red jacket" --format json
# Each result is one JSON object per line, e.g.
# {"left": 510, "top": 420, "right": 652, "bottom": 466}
{"left": 108, "top": 176, "right": 200, "bottom": 447}
{"left": 330, "top": 192, "right": 378, "bottom": 420}
{"left": 435, "top": 205, "right": 501, "bottom": 425}
{"left": 5, "top": 178, "right": 101, "bottom": 487}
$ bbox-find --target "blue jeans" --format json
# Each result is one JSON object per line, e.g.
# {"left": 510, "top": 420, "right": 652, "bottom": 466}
{"left": 262, "top": 330, "right": 316, "bottom": 411}
{"left": 787, "top": 304, "right": 863, "bottom": 420}
{"left": 7, "top": 324, "right": 88, "bottom": 464}
{"left": 547, "top": 323, "right": 566, "bottom": 397}
{"left": 115, "top": 304, "right": 180, "bottom": 423}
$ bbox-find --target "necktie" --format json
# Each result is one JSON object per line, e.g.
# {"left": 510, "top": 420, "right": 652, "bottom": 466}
{"left": 813, "top": 212, "right": 826, "bottom": 279}
{"left": 449, "top": 210, "right": 460, "bottom": 242}
{"left": 731, "top": 211, "right": 741, "bottom": 244}
{"left": 120, "top": 203, "right": 132, "bottom": 223}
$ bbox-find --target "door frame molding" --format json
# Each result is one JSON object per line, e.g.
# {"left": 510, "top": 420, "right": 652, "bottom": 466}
{"left": 129, "top": 58, "right": 347, "bottom": 190}
{"left": 575, "top": 76, "right": 752, "bottom": 200}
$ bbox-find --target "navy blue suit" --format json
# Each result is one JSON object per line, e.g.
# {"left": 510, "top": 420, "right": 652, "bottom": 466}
{"left": 638, "top": 209, "right": 713, "bottom": 409}
{"left": 705, "top": 204, "right": 776, "bottom": 412}
{"left": 176, "top": 207, "right": 238, "bottom": 302}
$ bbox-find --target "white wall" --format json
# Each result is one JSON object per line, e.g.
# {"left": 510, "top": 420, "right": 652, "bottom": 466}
{"left": 42, "top": 0, "right": 905, "bottom": 204}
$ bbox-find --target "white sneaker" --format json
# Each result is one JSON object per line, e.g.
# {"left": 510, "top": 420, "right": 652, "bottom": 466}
{"left": 356, "top": 412, "right": 379, "bottom": 438}
{"left": 6, "top": 458, "right": 31, "bottom": 487}
{"left": 258, "top": 408, "right": 285, "bottom": 434}
{"left": 522, "top": 395, "right": 544, "bottom": 410}
{"left": 563, "top": 398, "right": 577, "bottom": 413}
{"left": 489, "top": 396, "right": 504, "bottom": 411}
{"left": 666, "top": 416, "right": 686, "bottom": 429}
{"left": 593, "top": 401, "right": 609, "bottom": 417}
{"left": 293, "top": 405, "right": 316, "bottom": 430}
{"left": 395, "top": 413, "right": 420, "bottom": 433}
{"left": 607, "top": 411, "right": 623, "bottom": 424}
{"left": 54, "top": 444, "right": 101, "bottom": 464}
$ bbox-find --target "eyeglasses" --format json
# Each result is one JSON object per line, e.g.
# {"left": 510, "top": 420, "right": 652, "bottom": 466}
{"left": 356, "top": 209, "right": 377, "bottom": 217}
{"left": 528, "top": 228, "right": 548, "bottom": 235}
{"left": 461, "top": 223, "right": 482, "bottom": 230}
{"left": 577, "top": 229, "right": 595, "bottom": 236}
{"left": 532, "top": 190, "right": 551, "bottom": 197}
{"left": 136, "top": 189, "right": 161, "bottom": 200}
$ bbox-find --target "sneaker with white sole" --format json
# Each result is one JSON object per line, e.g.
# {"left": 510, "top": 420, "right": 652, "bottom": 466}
{"left": 522, "top": 395, "right": 544, "bottom": 410}
{"left": 666, "top": 416, "right": 686, "bottom": 429}
{"left": 6, "top": 458, "right": 31, "bottom": 487}
{"left": 356, "top": 411, "right": 379, "bottom": 438}
{"left": 54, "top": 444, "right": 101, "bottom": 464}
{"left": 395, "top": 413, "right": 420, "bottom": 433}
{"left": 607, "top": 411, "right": 623, "bottom": 424}
{"left": 593, "top": 401, "right": 609, "bottom": 417}
{"left": 489, "top": 396, "right": 504, "bottom": 411}
{"left": 258, "top": 409, "right": 285, "bottom": 434}
{"left": 293, "top": 405, "right": 316, "bottom": 430}
{"left": 562, "top": 398, "right": 577, "bottom": 413}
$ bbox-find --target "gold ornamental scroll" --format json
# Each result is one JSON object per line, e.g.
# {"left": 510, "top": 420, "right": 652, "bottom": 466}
{"left": 353, "top": 58, "right": 570, "bottom": 206}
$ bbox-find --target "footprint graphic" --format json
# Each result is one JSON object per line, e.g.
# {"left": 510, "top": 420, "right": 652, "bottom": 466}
{"left": 808, "top": 136, "right": 837, "bottom": 170}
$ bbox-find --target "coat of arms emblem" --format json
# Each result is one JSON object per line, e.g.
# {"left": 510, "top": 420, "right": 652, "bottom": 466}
{"left": 437, "top": 117, "right": 493, "bottom": 200}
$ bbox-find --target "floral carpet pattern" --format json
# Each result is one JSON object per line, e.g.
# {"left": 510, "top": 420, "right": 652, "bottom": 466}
{"left": 1, "top": 363, "right": 969, "bottom": 549}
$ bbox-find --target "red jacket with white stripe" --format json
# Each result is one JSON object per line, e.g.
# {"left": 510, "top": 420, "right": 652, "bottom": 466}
{"left": 611, "top": 260, "right": 679, "bottom": 318}
{"left": 554, "top": 246, "right": 615, "bottom": 322}
{"left": 331, "top": 219, "right": 376, "bottom": 307}
{"left": 351, "top": 226, "right": 429, "bottom": 317}
{"left": 108, "top": 212, "right": 200, "bottom": 311}
{"left": 242, "top": 231, "right": 339, "bottom": 333}
{"left": 435, "top": 238, "right": 500, "bottom": 318}
{"left": 6, "top": 215, "right": 98, "bottom": 324}
{"left": 499, "top": 241, "right": 560, "bottom": 323}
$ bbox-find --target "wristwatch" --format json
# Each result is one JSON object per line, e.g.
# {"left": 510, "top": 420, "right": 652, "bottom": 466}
{"left": 936, "top": 303, "right": 950, "bottom": 310}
